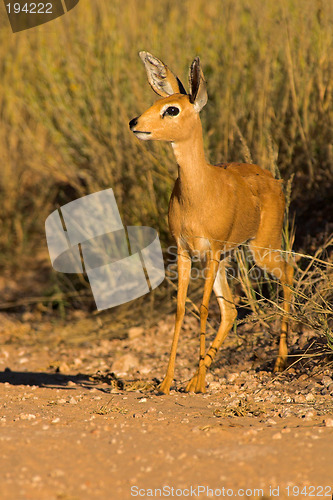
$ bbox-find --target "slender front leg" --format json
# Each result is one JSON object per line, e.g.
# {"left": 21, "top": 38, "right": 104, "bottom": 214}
{"left": 158, "top": 249, "right": 191, "bottom": 395}
{"left": 186, "top": 249, "right": 220, "bottom": 393}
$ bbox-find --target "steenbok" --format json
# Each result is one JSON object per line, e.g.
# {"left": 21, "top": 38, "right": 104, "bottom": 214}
{"left": 129, "top": 52, "right": 293, "bottom": 394}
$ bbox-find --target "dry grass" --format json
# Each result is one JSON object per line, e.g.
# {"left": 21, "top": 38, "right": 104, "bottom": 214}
{"left": 1, "top": 0, "right": 333, "bottom": 259}
{"left": 0, "top": 1, "right": 332, "bottom": 347}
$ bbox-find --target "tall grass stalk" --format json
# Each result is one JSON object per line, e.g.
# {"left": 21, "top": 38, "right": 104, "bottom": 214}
{"left": 0, "top": 0, "right": 332, "bottom": 348}
{"left": 1, "top": 0, "right": 333, "bottom": 265}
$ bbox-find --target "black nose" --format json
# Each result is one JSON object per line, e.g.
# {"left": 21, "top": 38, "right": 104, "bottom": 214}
{"left": 129, "top": 117, "right": 138, "bottom": 130}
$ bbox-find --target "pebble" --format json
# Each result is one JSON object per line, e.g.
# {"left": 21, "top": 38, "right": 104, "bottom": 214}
{"left": 321, "top": 376, "right": 332, "bottom": 388}
{"left": 19, "top": 414, "right": 36, "bottom": 421}
{"left": 128, "top": 326, "right": 144, "bottom": 339}
{"left": 303, "top": 410, "right": 316, "bottom": 420}
{"left": 272, "top": 432, "right": 282, "bottom": 440}
{"left": 227, "top": 373, "right": 239, "bottom": 383}
{"left": 50, "top": 469, "right": 65, "bottom": 478}
{"left": 279, "top": 409, "right": 294, "bottom": 418}
{"left": 111, "top": 354, "right": 139, "bottom": 375}
{"left": 139, "top": 365, "right": 151, "bottom": 374}
{"left": 245, "top": 429, "right": 258, "bottom": 436}
{"left": 324, "top": 418, "right": 333, "bottom": 428}
{"left": 18, "top": 357, "right": 29, "bottom": 364}
{"left": 208, "top": 381, "right": 221, "bottom": 391}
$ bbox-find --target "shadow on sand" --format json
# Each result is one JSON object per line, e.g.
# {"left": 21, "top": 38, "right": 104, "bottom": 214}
{"left": 0, "top": 367, "right": 94, "bottom": 390}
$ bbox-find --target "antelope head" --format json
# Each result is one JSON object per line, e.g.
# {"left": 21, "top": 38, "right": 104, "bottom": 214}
{"left": 129, "top": 51, "right": 208, "bottom": 143}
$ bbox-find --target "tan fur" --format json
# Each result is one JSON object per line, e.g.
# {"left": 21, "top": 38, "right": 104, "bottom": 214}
{"left": 130, "top": 53, "right": 294, "bottom": 394}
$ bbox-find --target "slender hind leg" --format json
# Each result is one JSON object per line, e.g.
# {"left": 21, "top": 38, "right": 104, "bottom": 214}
{"left": 186, "top": 259, "right": 237, "bottom": 392}
{"left": 249, "top": 241, "right": 294, "bottom": 372}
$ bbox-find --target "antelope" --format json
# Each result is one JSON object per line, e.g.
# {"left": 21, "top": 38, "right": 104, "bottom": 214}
{"left": 129, "top": 51, "right": 294, "bottom": 394}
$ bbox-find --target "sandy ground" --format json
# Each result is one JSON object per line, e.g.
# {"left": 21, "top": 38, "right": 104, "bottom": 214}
{"left": 0, "top": 311, "right": 332, "bottom": 500}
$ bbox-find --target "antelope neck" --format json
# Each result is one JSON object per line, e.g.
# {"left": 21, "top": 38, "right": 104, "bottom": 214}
{"left": 171, "top": 120, "right": 211, "bottom": 201}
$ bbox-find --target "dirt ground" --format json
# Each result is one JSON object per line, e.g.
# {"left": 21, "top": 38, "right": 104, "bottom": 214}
{"left": 0, "top": 310, "right": 332, "bottom": 500}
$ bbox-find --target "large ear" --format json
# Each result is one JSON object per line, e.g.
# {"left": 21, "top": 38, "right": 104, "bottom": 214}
{"left": 139, "top": 51, "right": 187, "bottom": 98}
{"left": 189, "top": 57, "right": 208, "bottom": 112}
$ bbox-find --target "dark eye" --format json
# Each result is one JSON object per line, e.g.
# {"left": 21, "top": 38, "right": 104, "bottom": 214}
{"left": 162, "top": 106, "right": 180, "bottom": 118}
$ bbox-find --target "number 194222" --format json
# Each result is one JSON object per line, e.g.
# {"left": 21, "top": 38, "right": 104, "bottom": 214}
{"left": 6, "top": 3, "right": 53, "bottom": 14}
{"left": 286, "top": 485, "right": 332, "bottom": 497}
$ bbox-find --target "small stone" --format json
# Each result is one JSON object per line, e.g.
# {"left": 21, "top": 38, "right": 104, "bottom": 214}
{"left": 245, "top": 429, "right": 258, "bottom": 436}
{"left": 139, "top": 365, "right": 151, "bottom": 375}
{"left": 208, "top": 381, "right": 221, "bottom": 391}
{"left": 305, "top": 393, "right": 315, "bottom": 403}
{"left": 272, "top": 432, "right": 282, "bottom": 440}
{"left": 280, "top": 409, "right": 294, "bottom": 418}
{"left": 58, "top": 362, "right": 70, "bottom": 374}
{"left": 227, "top": 372, "right": 239, "bottom": 383}
{"left": 69, "top": 397, "right": 77, "bottom": 405}
{"left": 128, "top": 327, "right": 144, "bottom": 339}
{"left": 321, "top": 376, "right": 332, "bottom": 388}
{"left": 19, "top": 413, "right": 36, "bottom": 421}
{"left": 111, "top": 354, "right": 139, "bottom": 375}
{"left": 304, "top": 410, "right": 316, "bottom": 421}
{"left": 324, "top": 418, "right": 333, "bottom": 428}
{"left": 50, "top": 469, "right": 65, "bottom": 478}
